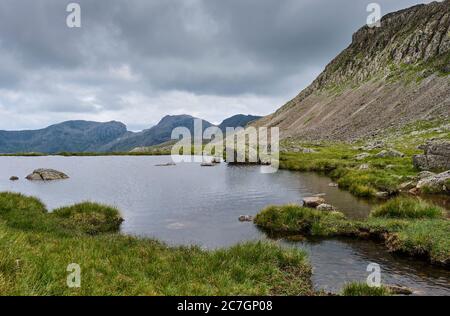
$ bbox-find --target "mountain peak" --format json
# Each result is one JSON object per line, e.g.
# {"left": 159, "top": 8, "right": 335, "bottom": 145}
{"left": 219, "top": 114, "right": 262, "bottom": 131}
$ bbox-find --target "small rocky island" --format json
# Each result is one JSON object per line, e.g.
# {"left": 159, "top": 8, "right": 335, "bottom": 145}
{"left": 26, "top": 169, "right": 69, "bottom": 181}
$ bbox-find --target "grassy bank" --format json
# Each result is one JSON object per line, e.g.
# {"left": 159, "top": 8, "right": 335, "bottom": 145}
{"left": 279, "top": 119, "right": 449, "bottom": 198}
{"left": 0, "top": 192, "right": 313, "bottom": 296}
{"left": 255, "top": 197, "right": 449, "bottom": 266}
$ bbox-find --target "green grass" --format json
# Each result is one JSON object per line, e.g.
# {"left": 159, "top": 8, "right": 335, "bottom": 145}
{"left": 254, "top": 205, "right": 346, "bottom": 235}
{"left": 341, "top": 283, "right": 391, "bottom": 296}
{"left": 52, "top": 202, "right": 124, "bottom": 235}
{"left": 0, "top": 192, "right": 313, "bottom": 296}
{"left": 279, "top": 143, "right": 414, "bottom": 198}
{"left": 370, "top": 197, "right": 445, "bottom": 219}
{"left": 254, "top": 199, "right": 449, "bottom": 266}
{"left": 279, "top": 119, "right": 450, "bottom": 198}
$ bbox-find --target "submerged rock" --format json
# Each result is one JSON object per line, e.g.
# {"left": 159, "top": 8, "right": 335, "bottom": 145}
{"left": 25, "top": 169, "right": 69, "bottom": 181}
{"left": 303, "top": 197, "right": 326, "bottom": 208}
{"left": 385, "top": 285, "right": 413, "bottom": 296}
{"left": 239, "top": 215, "right": 253, "bottom": 222}
{"left": 375, "top": 191, "right": 389, "bottom": 199}
{"left": 413, "top": 141, "right": 450, "bottom": 171}
{"left": 155, "top": 162, "right": 176, "bottom": 167}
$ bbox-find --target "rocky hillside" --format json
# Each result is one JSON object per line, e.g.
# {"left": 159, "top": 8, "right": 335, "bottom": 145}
{"left": 255, "top": 0, "right": 450, "bottom": 141}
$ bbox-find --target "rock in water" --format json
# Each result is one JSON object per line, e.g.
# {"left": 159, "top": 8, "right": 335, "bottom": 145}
{"left": 26, "top": 169, "right": 69, "bottom": 181}
{"left": 9, "top": 176, "right": 19, "bottom": 181}
{"left": 385, "top": 285, "right": 413, "bottom": 296}
{"left": 155, "top": 162, "right": 176, "bottom": 167}
{"left": 413, "top": 141, "right": 450, "bottom": 171}
{"left": 239, "top": 215, "right": 254, "bottom": 222}
{"left": 375, "top": 191, "right": 390, "bottom": 198}
{"left": 303, "top": 197, "right": 326, "bottom": 208}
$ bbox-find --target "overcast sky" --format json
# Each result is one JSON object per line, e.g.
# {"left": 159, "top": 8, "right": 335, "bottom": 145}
{"left": 0, "top": 0, "right": 436, "bottom": 131}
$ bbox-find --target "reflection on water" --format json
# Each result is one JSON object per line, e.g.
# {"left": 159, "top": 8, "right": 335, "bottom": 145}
{"left": 0, "top": 156, "right": 448, "bottom": 295}
{"left": 282, "top": 238, "right": 450, "bottom": 296}
{"left": 0, "top": 156, "right": 372, "bottom": 246}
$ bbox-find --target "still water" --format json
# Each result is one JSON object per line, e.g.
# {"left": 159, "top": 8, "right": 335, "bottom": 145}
{"left": 0, "top": 156, "right": 448, "bottom": 295}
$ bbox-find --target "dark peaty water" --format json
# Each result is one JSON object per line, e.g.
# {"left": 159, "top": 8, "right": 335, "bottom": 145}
{"left": 0, "top": 156, "right": 448, "bottom": 295}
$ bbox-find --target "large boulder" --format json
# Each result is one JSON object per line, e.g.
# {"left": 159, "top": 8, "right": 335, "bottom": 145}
{"left": 26, "top": 169, "right": 69, "bottom": 181}
{"left": 413, "top": 141, "right": 450, "bottom": 171}
{"left": 416, "top": 170, "right": 450, "bottom": 194}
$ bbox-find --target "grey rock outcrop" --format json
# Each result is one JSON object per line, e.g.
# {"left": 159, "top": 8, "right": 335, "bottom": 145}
{"left": 316, "top": 204, "right": 336, "bottom": 212}
{"left": 416, "top": 170, "right": 450, "bottom": 194}
{"left": 413, "top": 141, "right": 450, "bottom": 171}
{"left": 26, "top": 169, "right": 69, "bottom": 181}
{"left": 376, "top": 149, "right": 405, "bottom": 158}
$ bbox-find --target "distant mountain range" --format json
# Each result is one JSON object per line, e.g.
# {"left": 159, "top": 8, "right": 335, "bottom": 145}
{"left": 0, "top": 114, "right": 261, "bottom": 153}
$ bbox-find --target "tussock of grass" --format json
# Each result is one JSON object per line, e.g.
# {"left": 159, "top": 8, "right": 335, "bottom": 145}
{"left": 52, "top": 202, "right": 123, "bottom": 235}
{"left": 0, "top": 192, "right": 313, "bottom": 296}
{"left": 0, "top": 193, "right": 123, "bottom": 236}
{"left": 370, "top": 197, "right": 445, "bottom": 219}
{"left": 341, "top": 283, "right": 391, "bottom": 296}
{"left": 254, "top": 205, "right": 346, "bottom": 235}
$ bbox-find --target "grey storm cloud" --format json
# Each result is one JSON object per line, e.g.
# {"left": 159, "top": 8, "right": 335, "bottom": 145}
{"left": 0, "top": 0, "right": 436, "bottom": 130}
